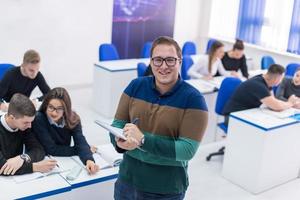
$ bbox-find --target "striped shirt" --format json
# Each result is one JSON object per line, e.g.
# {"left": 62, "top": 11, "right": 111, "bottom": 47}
{"left": 110, "top": 76, "right": 208, "bottom": 194}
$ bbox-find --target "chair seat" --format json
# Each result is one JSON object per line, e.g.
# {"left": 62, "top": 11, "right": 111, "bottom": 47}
{"left": 217, "top": 122, "right": 228, "bottom": 134}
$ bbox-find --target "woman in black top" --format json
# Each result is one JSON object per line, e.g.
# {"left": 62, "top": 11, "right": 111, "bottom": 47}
{"left": 276, "top": 68, "right": 300, "bottom": 108}
{"left": 33, "top": 87, "right": 99, "bottom": 174}
{"left": 221, "top": 39, "right": 249, "bottom": 79}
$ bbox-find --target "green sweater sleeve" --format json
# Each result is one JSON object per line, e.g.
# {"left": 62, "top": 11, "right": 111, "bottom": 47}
{"left": 142, "top": 134, "right": 200, "bottom": 161}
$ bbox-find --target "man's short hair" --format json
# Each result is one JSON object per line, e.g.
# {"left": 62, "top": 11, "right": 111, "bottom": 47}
{"left": 8, "top": 94, "right": 36, "bottom": 118}
{"left": 23, "top": 49, "right": 40, "bottom": 64}
{"left": 150, "top": 36, "right": 182, "bottom": 59}
{"left": 267, "top": 64, "right": 285, "bottom": 75}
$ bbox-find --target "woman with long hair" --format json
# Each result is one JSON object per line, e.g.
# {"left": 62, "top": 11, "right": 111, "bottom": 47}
{"left": 222, "top": 39, "right": 249, "bottom": 79}
{"left": 188, "top": 40, "right": 238, "bottom": 80}
{"left": 32, "top": 87, "right": 99, "bottom": 174}
{"left": 276, "top": 68, "right": 300, "bottom": 108}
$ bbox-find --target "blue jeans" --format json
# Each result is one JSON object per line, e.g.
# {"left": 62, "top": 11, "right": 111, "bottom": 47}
{"left": 114, "top": 179, "right": 186, "bottom": 200}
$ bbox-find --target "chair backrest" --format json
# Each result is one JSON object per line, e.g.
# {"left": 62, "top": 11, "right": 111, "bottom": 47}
{"left": 0, "top": 64, "right": 14, "bottom": 80}
{"left": 182, "top": 41, "right": 197, "bottom": 56}
{"left": 181, "top": 55, "right": 194, "bottom": 80}
{"left": 140, "top": 42, "right": 152, "bottom": 58}
{"left": 215, "top": 77, "right": 242, "bottom": 115}
{"left": 99, "top": 43, "right": 120, "bottom": 61}
{"left": 261, "top": 56, "right": 275, "bottom": 70}
{"left": 206, "top": 39, "right": 217, "bottom": 54}
{"left": 137, "top": 62, "right": 148, "bottom": 77}
{"left": 285, "top": 63, "right": 300, "bottom": 77}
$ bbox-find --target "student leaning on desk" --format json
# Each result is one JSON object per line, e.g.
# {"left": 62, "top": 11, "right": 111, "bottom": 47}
{"left": 32, "top": 87, "right": 99, "bottom": 175}
{"left": 276, "top": 67, "right": 300, "bottom": 108}
{"left": 223, "top": 64, "right": 297, "bottom": 125}
{"left": 0, "top": 93, "right": 57, "bottom": 176}
{"left": 0, "top": 49, "right": 50, "bottom": 112}
{"left": 188, "top": 40, "right": 239, "bottom": 80}
{"left": 110, "top": 36, "right": 208, "bottom": 200}
{"left": 221, "top": 39, "right": 249, "bottom": 79}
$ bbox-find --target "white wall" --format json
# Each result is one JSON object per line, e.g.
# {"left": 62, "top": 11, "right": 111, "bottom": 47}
{"left": 1, "top": 0, "right": 297, "bottom": 89}
{"left": 0, "top": 0, "right": 205, "bottom": 87}
{"left": 0, "top": 0, "right": 113, "bottom": 87}
{"left": 174, "top": 0, "right": 212, "bottom": 53}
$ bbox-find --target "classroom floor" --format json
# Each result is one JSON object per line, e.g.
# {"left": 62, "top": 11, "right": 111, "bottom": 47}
{"left": 68, "top": 86, "right": 300, "bottom": 200}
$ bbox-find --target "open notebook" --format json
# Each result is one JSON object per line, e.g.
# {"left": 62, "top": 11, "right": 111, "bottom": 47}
{"left": 260, "top": 106, "right": 300, "bottom": 119}
{"left": 72, "top": 144, "right": 123, "bottom": 170}
{"left": 13, "top": 156, "right": 77, "bottom": 183}
{"left": 95, "top": 144, "right": 123, "bottom": 169}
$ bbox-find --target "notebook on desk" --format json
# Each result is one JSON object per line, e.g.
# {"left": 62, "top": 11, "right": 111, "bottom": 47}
{"left": 96, "top": 144, "right": 123, "bottom": 168}
{"left": 13, "top": 156, "right": 76, "bottom": 183}
{"left": 72, "top": 144, "right": 123, "bottom": 170}
{"left": 260, "top": 107, "right": 300, "bottom": 119}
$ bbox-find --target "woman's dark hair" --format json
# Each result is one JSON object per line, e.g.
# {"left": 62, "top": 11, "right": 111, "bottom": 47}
{"left": 39, "top": 87, "right": 80, "bottom": 129}
{"left": 233, "top": 39, "right": 244, "bottom": 50}
{"left": 208, "top": 40, "right": 224, "bottom": 73}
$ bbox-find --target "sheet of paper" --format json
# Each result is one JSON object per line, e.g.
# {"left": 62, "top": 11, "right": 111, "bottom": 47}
{"left": 95, "top": 120, "right": 127, "bottom": 140}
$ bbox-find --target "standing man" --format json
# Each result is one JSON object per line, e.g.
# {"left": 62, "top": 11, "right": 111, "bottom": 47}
{"left": 223, "top": 64, "right": 296, "bottom": 125}
{"left": 111, "top": 36, "right": 208, "bottom": 199}
{"left": 0, "top": 93, "right": 57, "bottom": 175}
{"left": 0, "top": 49, "right": 50, "bottom": 111}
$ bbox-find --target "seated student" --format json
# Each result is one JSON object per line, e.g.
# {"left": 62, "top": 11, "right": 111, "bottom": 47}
{"left": 188, "top": 40, "right": 239, "bottom": 80}
{"left": 0, "top": 49, "right": 50, "bottom": 112}
{"left": 221, "top": 39, "right": 249, "bottom": 79}
{"left": 0, "top": 93, "right": 57, "bottom": 175}
{"left": 276, "top": 67, "right": 300, "bottom": 108}
{"left": 223, "top": 64, "right": 296, "bottom": 125}
{"left": 32, "top": 87, "right": 99, "bottom": 175}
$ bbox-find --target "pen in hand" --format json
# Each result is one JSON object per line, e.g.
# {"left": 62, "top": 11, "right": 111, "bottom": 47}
{"left": 47, "top": 155, "right": 60, "bottom": 168}
{"left": 132, "top": 118, "right": 139, "bottom": 125}
{"left": 130, "top": 118, "right": 145, "bottom": 152}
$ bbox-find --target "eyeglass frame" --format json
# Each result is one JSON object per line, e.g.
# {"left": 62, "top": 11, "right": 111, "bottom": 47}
{"left": 151, "top": 56, "right": 181, "bottom": 68}
{"left": 47, "top": 104, "right": 64, "bottom": 114}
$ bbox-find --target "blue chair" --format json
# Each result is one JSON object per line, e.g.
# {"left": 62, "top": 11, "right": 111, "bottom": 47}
{"left": 137, "top": 62, "right": 148, "bottom": 77}
{"left": 206, "top": 77, "right": 242, "bottom": 161}
{"left": 285, "top": 63, "right": 300, "bottom": 77}
{"left": 181, "top": 56, "right": 194, "bottom": 80}
{"left": 205, "top": 38, "right": 216, "bottom": 54}
{"left": 182, "top": 41, "right": 197, "bottom": 55}
{"left": 261, "top": 56, "right": 275, "bottom": 70}
{"left": 99, "top": 43, "right": 120, "bottom": 61}
{"left": 140, "top": 42, "right": 152, "bottom": 58}
{"left": 0, "top": 64, "right": 14, "bottom": 80}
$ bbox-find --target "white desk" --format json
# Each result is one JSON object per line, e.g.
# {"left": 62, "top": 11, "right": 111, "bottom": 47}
{"left": 0, "top": 174, "right": 71, "bottom": 200}
{"left": 1, "top": 147, "right": 119, "bottom": 199}
{"left": 222, "top": 108, "right": 300, "bottom": 194}
{"left": 93, "top": 58, "right": 149, "bottom": 118}
{"left": 61, "top": 167, "right": 118, "bottom": 200}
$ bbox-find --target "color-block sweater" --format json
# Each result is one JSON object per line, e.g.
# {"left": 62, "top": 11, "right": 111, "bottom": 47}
{"left": 110, "top": 76, "right": 208, "bottom": 194}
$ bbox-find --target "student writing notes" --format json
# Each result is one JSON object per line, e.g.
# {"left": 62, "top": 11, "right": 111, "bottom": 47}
{"left": 188, "top": 40, "right": 239, "bottom": 80}
{"left": 276, "top": 67, "right": 300, "bottom": 108}
{"left": 0, "top": 50, "right": 50, "bottom": 111}
{"left": 111, "top": 36, "right": 208, "bottom": 200}
{"left": 0, "top": 94, "right": 56, "bottom": 176}
{"left": 32, "top": 87, "right": 99, "bottom": 175}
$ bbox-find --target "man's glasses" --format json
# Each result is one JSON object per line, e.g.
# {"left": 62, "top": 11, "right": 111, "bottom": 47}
{"left": 47, "top": 104, "right": 64, "bottom": 114}
{"left": 151, "top": 57, "right": 181, "bottom": 68}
